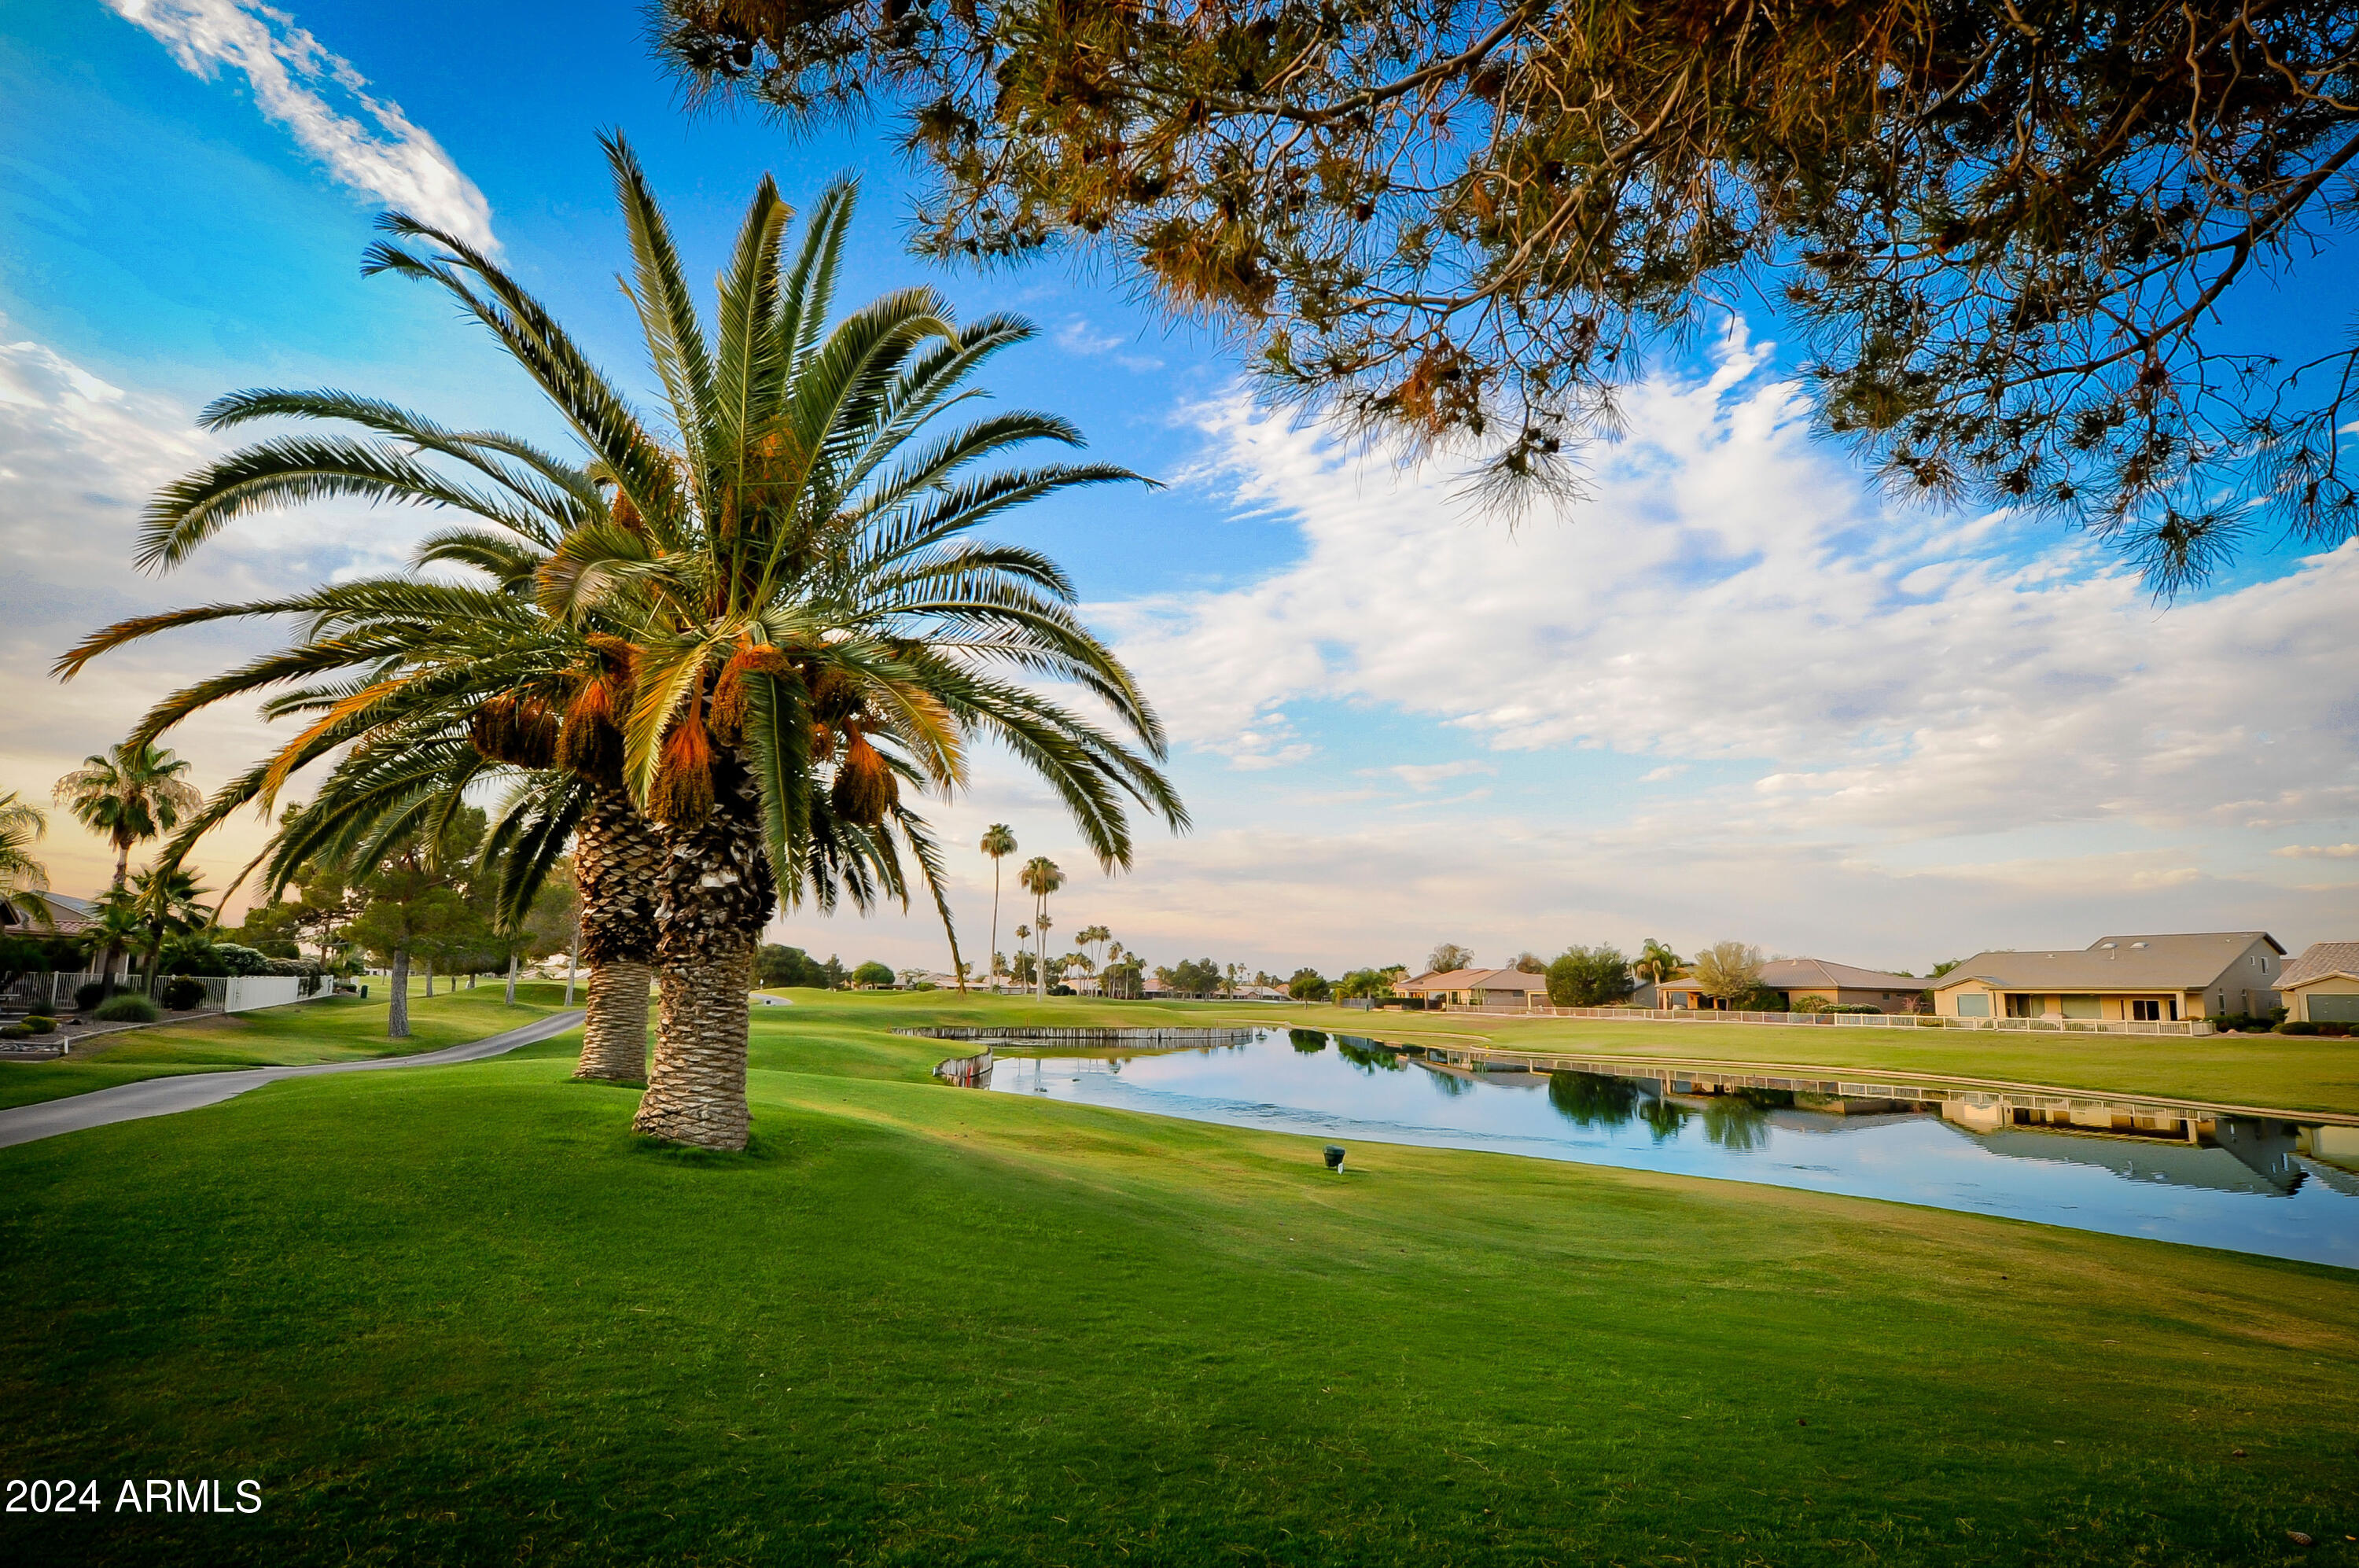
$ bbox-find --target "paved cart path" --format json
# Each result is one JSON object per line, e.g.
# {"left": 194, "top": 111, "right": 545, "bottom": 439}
{"left": 0, "top": 1008, "right": 586, "bottom": 1151}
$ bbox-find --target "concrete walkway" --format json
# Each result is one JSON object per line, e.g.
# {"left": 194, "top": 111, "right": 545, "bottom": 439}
{"left": 0, "top": 1008, "right": 585, "bottom": 1152}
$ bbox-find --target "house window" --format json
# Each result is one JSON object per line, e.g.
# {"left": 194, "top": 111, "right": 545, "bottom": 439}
{"left": 2005, "top": 993, "right": 2041, "bottom": 1018}
{"left": 1956, "top": 993, "right": 1990, "bottom": 1017}
{"left": 2061, "top": 995, "right": 2101, "bottom": 1019}
{"left": 2130, "top": 999, "right": 2163, "bottom": 1021}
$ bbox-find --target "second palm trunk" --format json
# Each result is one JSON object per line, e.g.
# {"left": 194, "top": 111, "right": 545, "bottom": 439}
{"left": 572, "top": 784, "right": 664, "bottom": 1081}
{"left": 635, "top": 753, "right": 776, "bottom": 1150}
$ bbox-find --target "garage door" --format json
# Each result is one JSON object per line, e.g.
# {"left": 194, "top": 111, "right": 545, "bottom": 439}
{"left": 2311, "top": 992, "right": 2359, "bottom": 1024}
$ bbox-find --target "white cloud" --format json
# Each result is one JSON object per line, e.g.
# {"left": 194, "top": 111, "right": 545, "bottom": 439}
{"left": 0, "top": 326, "right": 458, "bottom": 907}
{"left": 1376, "top": 760, "right": 1496, "bottom": 790}
{"left": 1051, "top": 316, "right": 1165, "bottom": 372}
{"left": 2276, "top": 843, "right": 2359, "bottom": 859}
{"left": 104, "top": 0, "right": 497, "bottom": 252}
{"left": 1108, "top": 343, "right": 2359, "bottom": 848}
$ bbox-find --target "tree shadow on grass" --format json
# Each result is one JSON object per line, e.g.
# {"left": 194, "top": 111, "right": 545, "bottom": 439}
{"left": 627, "top": 1127, "right": 801, "bottom": 1167}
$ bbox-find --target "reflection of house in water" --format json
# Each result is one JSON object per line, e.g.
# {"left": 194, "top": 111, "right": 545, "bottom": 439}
{"left": 1960, "top": 1121, "right": 2307, "bottom": 1196}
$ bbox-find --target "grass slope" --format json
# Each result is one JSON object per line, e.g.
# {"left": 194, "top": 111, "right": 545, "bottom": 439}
{"left": 2, "top": 994, "right": 2354, "bottom": 1565}
{"left": 0, "top": 983, "right": 572, "bottom": 1113}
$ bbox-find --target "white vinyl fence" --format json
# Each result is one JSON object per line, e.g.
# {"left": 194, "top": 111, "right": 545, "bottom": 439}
{"left": 2, "top": 970, "right": 329, "bottom": 1015}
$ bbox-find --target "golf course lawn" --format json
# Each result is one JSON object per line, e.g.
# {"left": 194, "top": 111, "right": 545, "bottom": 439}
{"left": 2, "top": 994, "right": 2356, "bottom": 1565}
{"left": 0, "top": 983, "right": 573, "bottom": 1113}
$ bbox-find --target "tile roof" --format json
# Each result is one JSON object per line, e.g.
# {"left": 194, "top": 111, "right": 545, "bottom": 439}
{"left": 1928, "top": 932, "right": 2280, "bottom": 992}
{"left": 2280, "top": 941, "right": 2359, "bottom": 988}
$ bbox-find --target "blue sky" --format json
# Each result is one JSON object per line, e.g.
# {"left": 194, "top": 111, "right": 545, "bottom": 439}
{"left": 4, "top": 0, "right": 2354, "bottom": 979}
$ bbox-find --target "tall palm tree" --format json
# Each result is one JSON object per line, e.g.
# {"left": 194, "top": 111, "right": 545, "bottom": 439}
{"left": 980, "top": 823, "right": 1016, "bottom": 992}
{"left": 1018, "top": 856, "right": 1065, "bottom": 1001}
{"left": 93, "top": 137, "right": 1187, "bottom": 1149}
{"left": 58, "top": 450, "right": 669, "bottom": 1082}
{"left": 350, "top": 138, "right": 1183, "bottom": 1147}
{"left": 53, "top": 742, "right": 201, "bottom": 982}
{"left": 53, "top": 742, "right": 201, "bottom": 896}
{"left": 0, "top": 793, "right": 53, "bottom": 929}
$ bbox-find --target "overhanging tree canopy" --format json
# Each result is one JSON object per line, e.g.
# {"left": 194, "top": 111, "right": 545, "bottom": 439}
{"left": 654, "top": 1, "right": 2359, "bottom": 590}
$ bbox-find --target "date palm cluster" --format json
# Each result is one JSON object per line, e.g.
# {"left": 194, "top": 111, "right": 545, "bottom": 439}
{"left": 58, "top": 136, "right": 1186, "bottom": 1150}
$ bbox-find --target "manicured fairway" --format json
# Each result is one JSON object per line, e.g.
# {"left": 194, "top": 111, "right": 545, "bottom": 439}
{"left": 0, "top": 983, "right": 573, "bottom": 1112}
{"left": 2, "top": 995, "right": 2354, "bottom": 1566}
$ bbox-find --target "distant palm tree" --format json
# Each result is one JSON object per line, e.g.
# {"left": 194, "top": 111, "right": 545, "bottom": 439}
{"left": 54, "top": 742, "right": 201, "bottom": 983}
{"left": 981, "top": 823, "right": 1017, "bottom": 990}
{"left": 0, "top": 793, "right": 53, "bottom": 929}
{"left": 1076, "top": 922, "right": 1110, "bottom": 972}
{"left": 53, "top": 742, "right": 202, "bottom": 896}
{"left": 1018, "top": 856, "right": 1065, "bottom": 999}
{"left": 1012, "top": 923, "right": 1030, "bottom": 987}
{"left": 1636, "top": 938, "right": 1685, "bottom": 987}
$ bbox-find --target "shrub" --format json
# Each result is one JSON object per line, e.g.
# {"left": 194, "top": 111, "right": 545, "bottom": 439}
{"left": 0, "top": 1023, "right": 28, "bottom": 1040}
{"left": 93, "top": 992, "right": 160, "bottom": 1024}
{"left": 22, "top": 1015, "right": 56, "bottom": 1034}
{"left": 2320, "top": 1021, "right": 2351, "bottom": 1038}
{"left": 2276, "top": 1020, "right": 2320, "bottom": 1036}
{"left": 74, "top": 980, "right": 116, "bottom": 1011}
{"left": 1049, "top": 983, "right": 1075, "bottom": 996}
{"left": 161, "top": 977, "right": 208, "bottom": 1011}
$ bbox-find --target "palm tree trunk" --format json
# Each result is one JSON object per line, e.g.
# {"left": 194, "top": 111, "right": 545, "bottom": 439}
{"left": 424, "top": 958, "right": 434, "bottom": 998}
{"left": 572, "top": 783, "right": 663, "bottom": 1083}
{"left": 637, "top": 753, "right": 776, "bottom": 1150}
{"left": 988, "top": 860, "right": 1001, "bottom": 992}
{"left": 388, "top": 945, "right": 411, "bottom": 1039}
{"left": 503, "top": 951, "right": 517, "bottom": 1007}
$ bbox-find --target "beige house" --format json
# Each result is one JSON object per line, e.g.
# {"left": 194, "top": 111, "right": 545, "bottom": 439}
{"left": 1400, "top": 966, "right": 1551, "bottom": 1010}
{"left": 1927, "top": 932, "right": 2285, "bottom": 1023}
{"left": 2278, "top": 942, "right": 2359, "bottom": 1025}
{"left": 1656, "top": 958, "right": 1926, "bottom": 1012}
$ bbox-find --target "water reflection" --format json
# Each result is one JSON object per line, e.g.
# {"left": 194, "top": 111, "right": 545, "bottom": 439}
{"left": 974, "top": 1028, "right": 2359, "bottom": 1268}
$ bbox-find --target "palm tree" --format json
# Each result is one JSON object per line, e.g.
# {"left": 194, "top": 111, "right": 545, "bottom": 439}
{"left": 126, "top": 865, "right": 212, "bottom": 993}
{"left": 1012, "top": 923, "right": 1030, "bottom": 988}
{"left": 980, "top": 823, "right": 1016, "bottom": 991}
{"left": 1018, "top": 856, "right": 1065, "bottom": 1001}
{"left": 53, "top": 742, "right": 201, "bottom": 983}
{"left": 58, "top": 443, "right": 670, "bottom": 1083}
{"left": 90, "top": 137, "right": 1187, "bottom": 1149}
{"left": 1076, "top": 922, "right": 1110, "bottom": 974}
{"left": 349, "top": 139, "right": 1183, "bottom": 1147}
{"left": 1636, "top": 938, "right": 1685, "bottom": 988}
{"left": 0, "top": 793, "right": 53, "bottom": 929}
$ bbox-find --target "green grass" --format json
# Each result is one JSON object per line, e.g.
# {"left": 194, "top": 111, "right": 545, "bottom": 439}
{"left": 2, "top": 992, "right": 2355, "bottom": 1565}
{"left": 0, "top": 981, "right": 572, "bottom": 1112}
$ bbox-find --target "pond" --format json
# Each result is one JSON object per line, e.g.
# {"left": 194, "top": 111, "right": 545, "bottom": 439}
{"left": 965, "top": 1027, "right": 2359, "bottom": 1268}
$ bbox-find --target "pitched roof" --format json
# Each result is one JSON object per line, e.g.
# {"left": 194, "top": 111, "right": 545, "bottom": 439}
{"left": 1928, "top": 932, "right": 2280, "bottom": 992}
{"left": 0, "top": 892, "right": 94, "bottom": 934}
{"left": 1404, "top": 966, "right": 1548, "bottom": 993}
{"left": 1757, "top": 958, "right": 1923, "bottom": 993}
{"left": 1657, "top": 958, "right": 1923, "bottom": 994}
{"left": 2280, "top": 941, "right": 2359, "bottom": 989}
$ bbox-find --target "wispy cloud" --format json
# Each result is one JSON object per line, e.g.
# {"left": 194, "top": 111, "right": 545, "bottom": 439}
{"left": 105, "top": 0, "right": 497, "bottom": 251}
{"left": 2275, "top": 843, "right": 2359, "bottom": 859}
{"left": 1375, "top": 760, "right": 1496, "bottom": 790}
{"left": 1053, "top": 316, "right": 1165, "bottom": 373}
